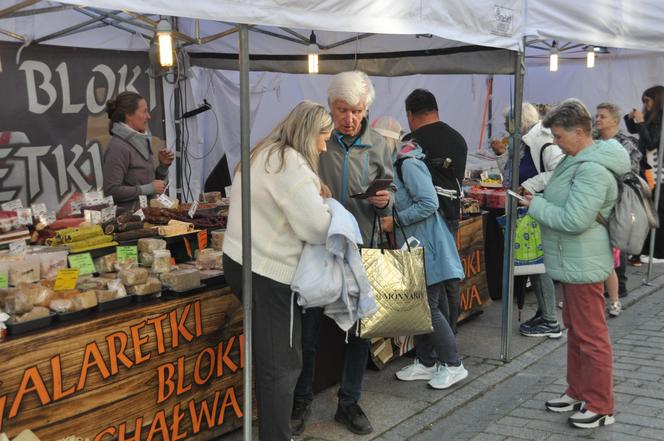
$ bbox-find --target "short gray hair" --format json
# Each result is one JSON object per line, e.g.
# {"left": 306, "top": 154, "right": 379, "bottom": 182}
{"left": 596, "top": 102, "right": 622, "bottom": 122}
{"left": 542, "top": 98, "right": 593, "bottom": 134}
{"left": 328, "top": 71, "right": 376, "bottom": 109}
{"left": 501, "top": 102, "right": 540, "bottom": 131}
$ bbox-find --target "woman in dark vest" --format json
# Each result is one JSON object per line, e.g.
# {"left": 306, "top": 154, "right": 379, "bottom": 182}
{"left": 103, "top": 91, "right": 174, "bottom": 212}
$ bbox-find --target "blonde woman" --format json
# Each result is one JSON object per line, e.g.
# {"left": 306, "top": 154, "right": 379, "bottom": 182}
{"left": 223, "top": 101, "right": 333, "bottom": 441}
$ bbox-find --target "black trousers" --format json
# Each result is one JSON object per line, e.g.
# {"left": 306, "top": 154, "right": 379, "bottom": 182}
{"left": 223, "top": 255, "right": 302, "bottom": 441}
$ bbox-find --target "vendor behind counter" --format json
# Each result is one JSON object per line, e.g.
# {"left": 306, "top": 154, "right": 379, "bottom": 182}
{"left": 103, "top": 91, "right": 174, "bottom": 212}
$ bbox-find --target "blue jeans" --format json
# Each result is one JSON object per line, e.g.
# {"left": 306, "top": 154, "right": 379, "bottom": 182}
{"left": 416, "top": 281, "right": 461, "bottom": 366}
{"left": 294, "top": 307, "right": 370, "bottom": 406}
{"left": 530, "top": 273, "right": 557, "bottom": 322}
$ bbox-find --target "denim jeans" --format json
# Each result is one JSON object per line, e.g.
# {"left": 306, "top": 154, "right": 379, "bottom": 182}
{"left": 437, "top": 278, "right": 461, "bottom": 334}
{"left": 416, "top": 281, "right": 461, "bottom": 366}
{"left": 530, "top": 272, "right": 557, "bottom": 322}
{"left": 294, "top": 307, "right": 370, "bottom": 407}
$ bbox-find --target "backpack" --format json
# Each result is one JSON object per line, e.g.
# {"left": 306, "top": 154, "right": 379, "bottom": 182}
{"left": 574, "top": 162, "right": 659, "bottom": 254}
{"left": 395, "top": 154, "right": 462, "bottom": 223}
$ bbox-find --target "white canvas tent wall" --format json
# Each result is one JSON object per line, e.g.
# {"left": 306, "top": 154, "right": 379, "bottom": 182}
{"left": 1, "top": 2, "right": 525, "bottom": 439}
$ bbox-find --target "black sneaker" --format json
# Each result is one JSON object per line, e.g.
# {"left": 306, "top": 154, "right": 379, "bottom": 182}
{"left": 520, "top": 319, "right": 562, "bottom": 338}
{"left": 291, "top": 401, "right": 310, "bottom": 436}
{"left": 522, "top": 310, "right": 542, "bottom": 326}
{"left": 335, "top": 402, "right": 373, "bottom": 435}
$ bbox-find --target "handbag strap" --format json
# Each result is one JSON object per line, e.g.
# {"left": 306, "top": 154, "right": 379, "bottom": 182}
{"left": 392, "top": 207, "right": 411, "bottom": 252}
{"left": 369, "top": 208, "right": 413, "bottom": 253}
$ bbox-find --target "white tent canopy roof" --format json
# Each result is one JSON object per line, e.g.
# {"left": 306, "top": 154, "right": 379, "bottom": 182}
{"left": 53, "top": 0, "right": 524, "bottom": 50}
{"left": 526, "top": 0, "right": 664, "bottom": 53}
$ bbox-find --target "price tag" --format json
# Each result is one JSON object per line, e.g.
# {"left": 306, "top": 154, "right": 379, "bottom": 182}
{"left": 84, "top": 191, "right": 104, "bottom": 206}
{"left": 68, "top": 253, "right": 96, "bottom": 275}
{"left": 84, "top": 209, "right": 102, "bottom": 225}
{"left": 157, "top": 193, "right": 174, "bottom": 208}
{"left": 103, "top": 195, "right": 114, "bottom": 206}
{"left": 70, "top": 200, "right": 84, "bottom": 215}
{"left": 16, "top": 208, "right": 33, "bottom": 225}
{"left": 197, "top": 230, "right": 208, "bottom": 249}
{"left": 139, "top": 195, "right": 148, "bottom": 209}
{"left": 101, "top": 206, "right": 117, "bottom": 223}
{"left": 116, "top": 245, "right": 138, "bottom": 264}
{"left": 188, "top": 200, "right": 199, "bottom": 218}
{"left": 39, "top": 211, "right": 57, "bottom": 226}
{"left": 9, "top": 240, "right": 27, "bottom": 254}
{"left": 0, "top": 272, "right": 8, "bottom": 289}
{"left": 31, "top": 203, "right": 47, "bottom": 217}
{"left": 1, "top": 199, "right": 23, "bottom": 211}
{"left": 54, "top": 268, "right": 79, "bottom": 291}
{"left": 134, "top": 209, "right": 145, "bottom": 221}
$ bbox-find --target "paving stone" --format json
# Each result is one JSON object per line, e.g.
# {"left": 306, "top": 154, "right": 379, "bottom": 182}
{"left": 483, "top": 423, "right": 550, "bottom": 441}
{"left": 467, "top": 433, "right": 507, "bottom": 441}
{"left": 633, "top": 397, "right": 664, "bottom": 409}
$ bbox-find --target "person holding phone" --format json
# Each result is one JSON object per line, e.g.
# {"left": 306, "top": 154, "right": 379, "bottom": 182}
{"left": 103, "top": 91, "right": 174, "bottom": 212}
{"left": 291, "top": 71, "right": 393, "bottom": 436}
{"left": 381, "top": 140, "right": 468, "bottom": 390}
{"left": 521, "top": 99, "right": 629, "bottom": 429}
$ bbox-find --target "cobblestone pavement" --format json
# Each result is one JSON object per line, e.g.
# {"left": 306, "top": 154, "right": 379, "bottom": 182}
{"left": 222, "top": 266, "right": 664, "bottom": 441}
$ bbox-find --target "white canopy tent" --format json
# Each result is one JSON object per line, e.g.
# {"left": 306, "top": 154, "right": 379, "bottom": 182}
{"left": 1, "top": 2, "right": 664, "bottom": 438}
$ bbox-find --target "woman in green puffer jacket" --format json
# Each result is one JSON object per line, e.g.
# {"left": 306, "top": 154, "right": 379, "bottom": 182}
{"left": 521, "top": 99, "right": 630, "bottom": 430}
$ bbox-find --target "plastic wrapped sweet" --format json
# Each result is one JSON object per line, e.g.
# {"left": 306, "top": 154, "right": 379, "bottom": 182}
{"left": 137, "top": 238, "right": 167, "bottom": 253}
{"left": 127, "top": 277, "right": 161, "bottom": 295}
{"left": 140, "top": 252, "right": 154, "bottom": 267}
{"left": 49, "top": 298, "right": 74, "bottom": 313}
{"left": 11, "top": 306, "right": 49, "bottom": 323}
{"left": 72, "top": 290, "right": 98, "bottom": 310}
{"left": 211, "top": 230, "right": 225, "bottom": 251}
{"left": 161, "top": 269, "right": 201, "bottom": 292}
{"left": 8, "top": 255, "right": 40, "bottom": 286}
{"left": 38, "top": 251, "right": 68, "bottom": 279}
{"left": 119, "top": 268, "right": 149, "bottom": 286}
{"left": 17, "top": 282, "right": 55, "bottom": 307}
{"left": 94, "top": 253, "right": 117, "bottom": 274}
{"left": 95, "top": 290, "right": 118, "bottom": 303}
{"left": 151, "top": 249, "right": 172, "bottom": 274}
{"left": 107, "top": 279, "right": 127, "bottom": 298}
{"left": 195, "top": 249, "right": 223, "bottom": 270}
{"left": 4, "top": 291, "right": 32, "bottom": 315}
{"left": 76, "top": 277, "right": 108, "bottom": 291}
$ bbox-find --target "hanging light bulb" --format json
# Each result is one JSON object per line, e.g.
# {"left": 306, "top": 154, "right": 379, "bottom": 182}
{"left": 586, "top": 46, "right": 595, "bottom": 68}
{"left": 549, "top": 41, "right": 559, "bottom": 72}
{"left": 156, "top": 18, "right": 174, "bottom": 67}
{"left": 307, "top": 31, "right": 319, "bottom": 74}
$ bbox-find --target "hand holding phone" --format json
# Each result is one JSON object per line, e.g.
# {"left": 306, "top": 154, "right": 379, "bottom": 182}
{"left": 507, "top": 189, "right": 526, "bottom": 202}
{"left": 350, "top": 178, "right": 394, "bottom": 199}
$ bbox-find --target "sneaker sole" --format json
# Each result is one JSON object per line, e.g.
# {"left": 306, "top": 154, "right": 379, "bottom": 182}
{"left": 334, "top": 414, "right": 373, "bottom": 435}
{"left": 427, "top": 370, "right": 469, "bottom": 390}
{"left": 395, "top": 373, "right": 434, "bottom": 381}
{"left": 569, "top": 414, "right": 615, "bottom": 428}
{"left": 520, "top": 330, "right": 563, "bottom": 339}
{"left": 546, "top": 401, "right": 584, "bottom": 413}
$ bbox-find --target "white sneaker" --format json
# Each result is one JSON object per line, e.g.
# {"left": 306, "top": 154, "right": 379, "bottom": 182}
{"left": 568, "top": 409, "right": 615, "bottom": 428}
{"left": 608, "top": 301, "right": 622, "bottom": 317}
{"left": 395, "top": 359, "right": 437, "bottom": 381}
{"left": 427, "top": 363, "right": 468, "bottom": 389}
{"left": 640, "top": 255, "right": 664, "bottom": 264}
{"left": 545, "top": 393, "right": 584, "bottom": 413}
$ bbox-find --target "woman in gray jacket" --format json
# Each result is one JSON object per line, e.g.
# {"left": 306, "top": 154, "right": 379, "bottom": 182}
{"left": 103, "top": 91, "right": 174, "bottom": 212}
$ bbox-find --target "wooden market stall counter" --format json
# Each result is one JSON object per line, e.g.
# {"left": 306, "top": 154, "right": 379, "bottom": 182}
{"left": 0, "top": 287, "right": 247, "bottom": 441}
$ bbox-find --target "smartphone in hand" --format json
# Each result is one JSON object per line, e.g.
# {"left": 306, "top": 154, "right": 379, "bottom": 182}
{"left": 350, "top": 178, "right": 393, "bottom": 199}
{"left": 506, "top": 189, "right": 527, "bottom": 202}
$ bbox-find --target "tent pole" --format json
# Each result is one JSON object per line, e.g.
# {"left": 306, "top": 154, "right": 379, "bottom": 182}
{"left": 500, "top": 42, "right": 525, "bottom": 362}
{"left": 645, "top": 109, "right": 664, "bottom": 283}
{"left": 239, "top": 23, "right": 253, "bottom": 441}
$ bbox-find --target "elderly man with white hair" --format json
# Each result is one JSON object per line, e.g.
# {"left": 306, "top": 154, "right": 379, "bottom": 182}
{"left": 291, "top": 71, "right": 393, "bottom": 437}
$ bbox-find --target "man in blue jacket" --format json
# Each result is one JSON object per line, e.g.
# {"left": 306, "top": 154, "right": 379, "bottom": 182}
{"left": 291, "top": 71, "right": 393, "bottom": 436}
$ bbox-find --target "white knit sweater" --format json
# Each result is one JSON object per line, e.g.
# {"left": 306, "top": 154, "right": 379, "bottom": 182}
{"left": 223, "top": 147, "right": 331, "bottom": 285}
